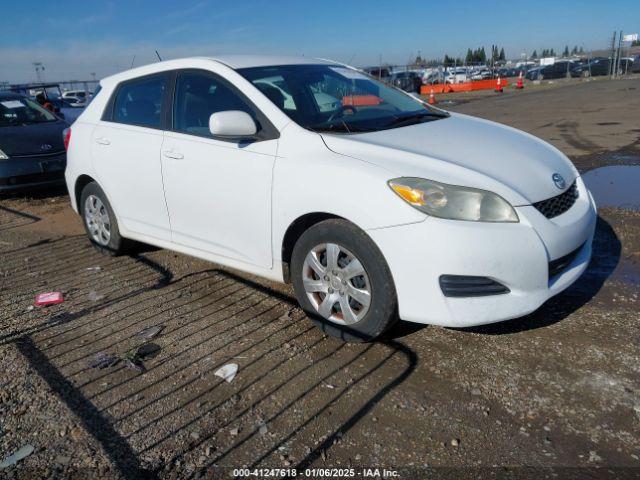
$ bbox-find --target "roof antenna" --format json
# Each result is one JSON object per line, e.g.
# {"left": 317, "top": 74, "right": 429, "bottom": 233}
{"left": 130, "top": 55, "right": 136, "bottom": 68}
{"left": 155, "top": 50, "right": 162, "bottom": 61}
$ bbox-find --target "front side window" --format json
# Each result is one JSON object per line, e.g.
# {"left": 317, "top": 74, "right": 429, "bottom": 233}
{"left": 238, "top": 64, "right": 447, "bottom": 133}
{"left": 173, "top": 72, "right": 255, "bottom": 137}
{"left": 113, "top": 74, "right": 167, "bottom": 128}
{"left": 0, "top": 96, "right": 57, "bottom": 127}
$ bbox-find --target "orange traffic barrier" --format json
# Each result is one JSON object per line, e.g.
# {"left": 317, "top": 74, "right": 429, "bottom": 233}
{"left": 420, "top": 78, "right": 510, "bottom": 95}
{"left": 428, "top": 88, "right": 436, "bottom": 105}
{"left": 516, "top": 71, "right": 524, "bottom": 89}
{"left": 342, "top": 95, "right": 381, "bottom": 106}
{"left": 495, "top": 76, "right": 503, "bottom": 93}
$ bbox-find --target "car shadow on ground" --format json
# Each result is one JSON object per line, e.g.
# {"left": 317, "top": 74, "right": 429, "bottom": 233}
{"left": 1, "top": 236, "right": 417, "bottom": 478}
{"left": 464, "top": 215, "right": 621, "bottom": 335}
{"left": 0, "top": 184, "right": 68, "bottom": 201}
{"left": 0, "top": 204, "right": 41, "bottom": 231}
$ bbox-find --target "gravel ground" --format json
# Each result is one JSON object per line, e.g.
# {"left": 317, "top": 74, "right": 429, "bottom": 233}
{"left": 0, "top": 78, "right": 639, "bottom": 480}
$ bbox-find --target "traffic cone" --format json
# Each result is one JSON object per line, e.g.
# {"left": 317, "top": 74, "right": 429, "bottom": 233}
{"left": 516, "top": 71, "right": 524, "bottom": 89}
{"left": 495, "top": 76, "right": 503, "bottom": 93}
{"left": 428, "top": 88, "right": 436, "bottom": 105}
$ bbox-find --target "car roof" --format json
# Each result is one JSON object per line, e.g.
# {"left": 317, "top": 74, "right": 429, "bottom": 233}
{"left": 99, "top": 55, "right": 345, "bottom": 88}
{"left": 210, "top": 55, "right": 338, "bottom": 69}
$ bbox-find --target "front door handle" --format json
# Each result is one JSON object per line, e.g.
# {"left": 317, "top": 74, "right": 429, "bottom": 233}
{"left": 163, "top": 150, "right": 184, "bottom": 160}
{"left": 95, "top": 137, "right": 111, "bottom": 145}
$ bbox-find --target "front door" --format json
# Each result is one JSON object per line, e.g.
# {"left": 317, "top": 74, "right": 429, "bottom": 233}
{"left": 161, "top": 70, "right": 278, "bottom": 268}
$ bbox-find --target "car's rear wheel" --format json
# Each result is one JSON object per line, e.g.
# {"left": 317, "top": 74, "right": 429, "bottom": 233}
{"left": 80, "top": 182, "right": 127, "bottom": 256}
{"left": 291, "top": 219, "right": 398, "bottom": 342}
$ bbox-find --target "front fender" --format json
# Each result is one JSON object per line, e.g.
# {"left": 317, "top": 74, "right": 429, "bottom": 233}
{"left": 272, "top": 127, "right": 426, "bottom": 263}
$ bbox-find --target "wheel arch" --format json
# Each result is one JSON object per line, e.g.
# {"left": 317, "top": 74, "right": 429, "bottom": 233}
{"left": 280, "top": 212, "right": 348, "bottom": 282}
{"left": 74, "top": 174, "right": 97, "bottom": 212}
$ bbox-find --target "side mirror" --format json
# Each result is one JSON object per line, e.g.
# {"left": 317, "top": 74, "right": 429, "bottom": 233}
{"left": 209, "top": 111, "right": 257, "bottom": 137}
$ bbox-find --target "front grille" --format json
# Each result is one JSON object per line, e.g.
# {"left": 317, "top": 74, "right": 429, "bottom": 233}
{"left": 439, "top": 275, "right": 510, "bottom": 297}
{"left": 533, "top": 181, "right": 578, "bottom": 219}
{"left": 548, "top": 243, "right": 584, "bottom": 279}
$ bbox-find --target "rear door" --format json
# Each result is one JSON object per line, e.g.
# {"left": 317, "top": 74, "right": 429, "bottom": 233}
{"left": 90, "top": 73, "right": 171, "bottom": 241}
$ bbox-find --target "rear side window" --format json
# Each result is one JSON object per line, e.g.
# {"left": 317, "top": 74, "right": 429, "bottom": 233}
{"left": 112, "top": 74, "right": 167, "bottom": 128}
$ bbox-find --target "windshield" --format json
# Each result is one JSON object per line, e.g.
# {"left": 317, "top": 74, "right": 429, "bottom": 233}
{"left": 0, "top": 96, "right": 58, "bottom": 127}
{"left": 238, "top": 64, "right": 447, "bottom": 133}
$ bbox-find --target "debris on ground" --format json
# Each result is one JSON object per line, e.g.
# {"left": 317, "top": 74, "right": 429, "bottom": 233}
{"left": 34, "top": 291, "right": 64, "bottom": 307}
{"left": 230, "top": 427, "right": 240, "bottom": 436}
{"left": 0, "top": 444, "right": 34, "bottom": 469}
{"left": 85, "top": 266, "right": 102, "bottom": 272}
{"left": 214, "top": 363, "right": 238, "bottom": 383}
{"left": 87, "top": 291, "right": 105, "bottom": 302}
{"left": 137, "top": 325, "right": 164, "bottom": 340}
{"left": 89, "top": 353, "right": 119, "bottom": 369}
{"left": 122, "top": 343, "right": 161, "bottom": 374}
{"left": 258, "top": 423, "right": 268, "bottom": 436}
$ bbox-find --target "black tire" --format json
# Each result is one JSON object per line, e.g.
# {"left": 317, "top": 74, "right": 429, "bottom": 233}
{"left": 79, "top": 182, "right": 127, "bottom": 256}
{"left": 291, "top": 219, "right": 398, "bottom": 342}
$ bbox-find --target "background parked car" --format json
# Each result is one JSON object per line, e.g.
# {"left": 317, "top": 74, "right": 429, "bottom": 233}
{"left": 61, "top": 96, "right": 86, "bottom": 107}
{"left": 526, "top": 61, "right": 573, "bottom": 80}
{"left": 62, "top": 90, "right": 88, "bottom": 102}
{"left": 0, "top": 92, "right": 68, "bottom": 191}
{"left": 389, "top": 71, "right": 422, "bottom": 92}
{"left": 469, "top": 68, "right": 492, "bottom": 80}
{"left": 444, "top": 67, "right": 468, "bottom": 84}
{"left": 570, "top": 57, "right": 634, "bottom": 77}
{"left": 363, "top": 67, "right": 391, "bottom": 82}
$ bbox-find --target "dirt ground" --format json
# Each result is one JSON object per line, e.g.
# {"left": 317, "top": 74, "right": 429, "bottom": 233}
{"left": 0, "top": 77, "right": 639, "bottom": 480}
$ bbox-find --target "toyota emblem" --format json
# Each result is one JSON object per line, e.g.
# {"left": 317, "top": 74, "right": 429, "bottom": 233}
{"left": 552, "top": 173, "right": 566, "bottom": 190}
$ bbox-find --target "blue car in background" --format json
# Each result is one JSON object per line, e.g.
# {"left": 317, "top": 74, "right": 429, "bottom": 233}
{"left": 0, "top": 92, "right": 68, "bottom": 191}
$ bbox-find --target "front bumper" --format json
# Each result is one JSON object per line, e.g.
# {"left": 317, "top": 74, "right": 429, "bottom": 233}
{"left": 368, "top": 177, "right": 597, "bottom": 327}
{"left": 0, "top": 152, "right": 66, "bottom": 192}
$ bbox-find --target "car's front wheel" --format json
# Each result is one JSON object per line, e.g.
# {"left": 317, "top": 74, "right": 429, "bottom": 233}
{"left": 291, "top": 219, "right": 398, "bottom": 342}
{"left": 80, "top": 182, "right": 127, "bottom": 256}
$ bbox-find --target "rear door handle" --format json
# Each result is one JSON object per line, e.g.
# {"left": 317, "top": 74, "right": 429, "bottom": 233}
{"left": 163, "top": 151, "right": 184, "bottom": 160}
{"left": 95, "top": 137, "right": 111, "bottom": 145}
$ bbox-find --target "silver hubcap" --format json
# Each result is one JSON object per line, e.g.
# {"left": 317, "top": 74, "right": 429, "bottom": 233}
{"left": 84, "top": 195, "right": 111, "bottom": 246}
{"left": 302, "top": 243, "right": 371, "bottom": 325}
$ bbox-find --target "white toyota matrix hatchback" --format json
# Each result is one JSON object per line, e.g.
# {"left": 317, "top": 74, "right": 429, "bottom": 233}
{"left": 65, "top": 56, "right": 597, "bottom": 341}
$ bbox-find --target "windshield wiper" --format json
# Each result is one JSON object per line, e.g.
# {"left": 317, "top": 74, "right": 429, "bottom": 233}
{"left": 385, "top": 112, "right": 448, "bottom": 129}
{"left": 308, "top": 123, "right": 373, "bottom": 134}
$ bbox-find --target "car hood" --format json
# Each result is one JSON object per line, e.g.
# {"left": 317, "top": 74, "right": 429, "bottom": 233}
{"left": 0, "top": 120, "right": 66, "bottom": 156}
{"left": 320, "top": 112, "right": 578, "bottom": 205}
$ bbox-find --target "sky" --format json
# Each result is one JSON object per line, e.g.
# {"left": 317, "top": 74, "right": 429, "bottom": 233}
{"left": 0, "top": 0, "right": 637, "bottom": 83}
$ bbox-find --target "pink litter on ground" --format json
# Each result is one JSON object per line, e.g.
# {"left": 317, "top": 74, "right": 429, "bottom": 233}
{"left": 35, "top": 292, "right": 64, "bottom": 306}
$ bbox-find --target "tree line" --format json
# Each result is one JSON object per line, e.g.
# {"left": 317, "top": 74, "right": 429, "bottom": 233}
{"left": 530, "top": 45, "right": 584, "bottom": 59}
{"left": 411, "top": 43, "right": 589, "bottom": 68}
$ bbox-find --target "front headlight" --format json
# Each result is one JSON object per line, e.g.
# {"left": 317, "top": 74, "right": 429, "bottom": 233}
{"left": 388, "top": 177, "right": 519, "bottom": 223}
{"left": 0, "top": 148, "right": 8, "bottom": 160}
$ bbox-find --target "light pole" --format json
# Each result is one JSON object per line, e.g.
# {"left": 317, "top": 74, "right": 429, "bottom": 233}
{"left": 33, "top": 62, "right": 45, "bottom": 83}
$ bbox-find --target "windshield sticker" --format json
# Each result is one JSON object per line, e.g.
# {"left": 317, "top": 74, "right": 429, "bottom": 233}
{"left": 1, "top": 100, "right": 25, "bottom": 109}
{"left": 330, "top": 67, "right": 370, "bottom": 80}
